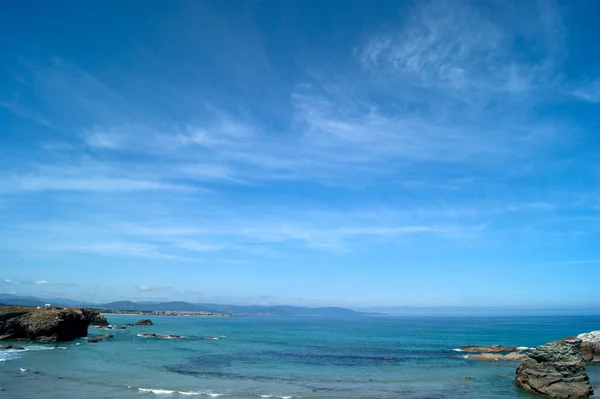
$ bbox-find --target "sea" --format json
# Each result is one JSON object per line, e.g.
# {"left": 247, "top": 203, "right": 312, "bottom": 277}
{"left": 0, "top": 315, "right": 599, "bottom": 399}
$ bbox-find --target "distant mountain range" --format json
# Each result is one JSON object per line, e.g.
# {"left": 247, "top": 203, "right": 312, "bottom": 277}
{"left": 0, "top": 294, "right": 365, "bottom": 317}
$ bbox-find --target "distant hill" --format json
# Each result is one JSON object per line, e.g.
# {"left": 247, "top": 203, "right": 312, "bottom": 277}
{"left": 0, "top": 294, "right": 92, "bottom": 308}
{"left": 0, "top": 294, "right": 366, "bottom": 317}
{"left": 96, "top": 301, "right": 364, "bottom": 317}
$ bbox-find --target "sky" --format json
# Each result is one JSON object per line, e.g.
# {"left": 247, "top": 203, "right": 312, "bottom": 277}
{"left": 0, "top": 0, "right": 598, "bottom": 309}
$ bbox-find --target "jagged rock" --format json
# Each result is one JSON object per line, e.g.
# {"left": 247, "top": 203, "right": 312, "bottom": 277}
{"left": 577, "top": 331, "right": 600, "bottom": 363}
{"left": 0, "top": 306, "right": 90, "bottom": 342}
{"left": 515, "top": 337, "right": 593, "bottom": 398}
{"left": 460, "top": 344, "right": 518, "bottom": 353}
{"left": 1, "top": 344, "right": 25, "bottom": 350}
{"left": 135, "top": 319, "right": 153, "bottom": 326}
{"left": 80, "top": 309, "right": 109, "bottom": 327}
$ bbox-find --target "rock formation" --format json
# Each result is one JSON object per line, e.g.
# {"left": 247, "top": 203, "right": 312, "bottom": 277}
{"left": 0, "top": 306, "right": 92, "bottom": 342}
{"left": 87, "top": 334, "right": 113, "bottom": 343}
{"left": 0, "top": 306, "right": 111, "bottom": 342}
{"left": 460, "top": 344, "right": 518, "bottom": 353}
{"left": 515, "top": 337, "right": 593, "bottom": 399}
{"left": 80, "top": 309, "right": 109, "bottom": 327}
{"left": 135, "top": 319, "right": 153, "bottom": 326}
{"left": 577, "top": 331, "right": 600, "bottom": 363}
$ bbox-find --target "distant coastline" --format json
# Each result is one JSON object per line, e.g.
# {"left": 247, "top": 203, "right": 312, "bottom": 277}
{"left": 100, "top": 310, "right": 231, "bottom": 317}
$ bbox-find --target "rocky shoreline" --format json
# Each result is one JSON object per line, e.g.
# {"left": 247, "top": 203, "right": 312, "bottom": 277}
{"left": 461, "top": 330, "right": 600, "bottom": 399}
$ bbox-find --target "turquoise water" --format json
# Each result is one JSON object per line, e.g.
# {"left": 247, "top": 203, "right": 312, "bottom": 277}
{"left": 1, "top": 315, "right": 599, "bottom": 398}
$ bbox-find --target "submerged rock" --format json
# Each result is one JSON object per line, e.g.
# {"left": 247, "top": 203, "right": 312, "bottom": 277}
{"left": 135, "top": 319, "right": 153, "bottom": 326}
{"left": 467, "top": 352, "right": 524, "bottom": 361}
{"left": 515, "top": 337, "right": 593, "bottom": 399}
{"left": 577, "top": 331, "right": 600, "bottom": 363}
{"left": 1, "top": 344, "right": 25, "bottom": 350}
{"left": 87, "top": 334, "right": 113, "bottom": 343}
{"left": 138, "top": 333, "right": 157, "bottom": 338}
{"left": 158, "top": 334, "right": 185, "bottom": 340}
{"left": 460, "top": 344, "right": 518, "bottom": 353}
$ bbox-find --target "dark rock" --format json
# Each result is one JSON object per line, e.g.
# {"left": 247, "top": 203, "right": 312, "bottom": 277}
{"left": 135, "top": 319, "right": 153, "bottom": 326}
{"left": 114, "top": 326, "right": 126, "bottom": 330}
{"left": 1, "top": 344, "right": 25, "bottom": 350}
{"left": 515, "top": 338, "right": 593, "bottom": 398}
{"left": 87, "top": 333, "right": 113, "bottom": 342}
{"left": 125, "top": 324, "right": 134, "bottom": 327}
{"left": 138, "top": 333, "right": 156, "bottom": 338}
{"left": 0, "top": 306, "right": 90, "bottom": 342}
{"left": 461, "top": 376, "right": 473, "bottom": 380}
{"left": 460, "top": 344, "right": 518, "bottom": 353}
{"left": 80, "top": 309, "right": 109, "bottom": 327}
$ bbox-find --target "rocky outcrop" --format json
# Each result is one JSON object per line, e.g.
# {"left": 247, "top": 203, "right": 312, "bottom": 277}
{"left": 460, "top": 344, "right": 518, "bottom": 353}
{"left": 577, "top": 331, "right": 600, "bottom": 363}
{"left": 87, "top": 334, "right": 113, "bottom": 343}
{"left": 0, "top": 306, "right": 91, "bottom": 342}
{"left": 80, "top": 309, "right": 109, "bottom": 327}
{"left": 135, "top": 319, "right": 153, "bottom": 326}
{"left": 515, "top": 337, "right": 593, "bottom": 399}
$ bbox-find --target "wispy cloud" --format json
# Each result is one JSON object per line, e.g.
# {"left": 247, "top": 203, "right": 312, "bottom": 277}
{"left": 357, "top": 0, "right": 564, "bottom": 93}
{"left": 3, "top": 279, "right": 19, "bottom": 285}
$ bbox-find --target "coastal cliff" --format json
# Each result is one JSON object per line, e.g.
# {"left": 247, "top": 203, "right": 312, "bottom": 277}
{"left": 0, "top": 306, "right": 104, "bottom": 342}
{"left": 577, "top": 331, "right": 600, "bottom": 363}
{"left": 515, "top": 337, "right": 593, "bottom": 399}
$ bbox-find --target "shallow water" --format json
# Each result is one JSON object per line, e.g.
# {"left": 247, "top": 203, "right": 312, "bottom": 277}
{"left": 1, "top": 315, "right": 599, "bottom": 398}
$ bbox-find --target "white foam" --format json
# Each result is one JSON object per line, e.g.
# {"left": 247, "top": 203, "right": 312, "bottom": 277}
{"left": 259, "top": 396, "right": 273, "bottom": 398}
{"left": 451, "top": 348, "right": 464, "bottom": 352}
{"left": 19, "top": 367, "right": 27, "bottom": 372}
{"left": 139, "top": 388, "right": 175, "bottom": 394}
{"left": 517, "top": 346, "right": 534, "bottom": 350}
{"left": 137, "top": 388, "right": 223, "bottom": 397}
{"left": 24, "top": 345, "right": 56, "bottom": 352}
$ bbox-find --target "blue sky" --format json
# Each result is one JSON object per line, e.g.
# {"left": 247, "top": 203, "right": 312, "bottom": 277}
{"left": 0, "top": 0, "right": 598, "bottom": 308}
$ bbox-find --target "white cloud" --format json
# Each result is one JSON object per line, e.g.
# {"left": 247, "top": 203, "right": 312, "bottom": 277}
{"left": 34, "top": 280, "right": 51, "bottom": 285}
{"left": 138, "top": 284, "right": 172, "bottom": 292}
{"left": 4, "top": 279, "right": 19, "bottom": 284}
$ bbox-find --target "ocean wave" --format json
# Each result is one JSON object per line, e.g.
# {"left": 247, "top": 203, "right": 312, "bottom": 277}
{"left": 137, "top": 387, "right": 223, "bottom": 396}
{"left": 259, "top": 396, "right": 293, "bottom": 399}
{"left": 451, "top": 348, "right": 464, "bottom": 352}
{"left": 0, "top": 344, "right": 58, "bottom": 362}
{"left": 517, "top": 346, "right": 534, "bottom": 350}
